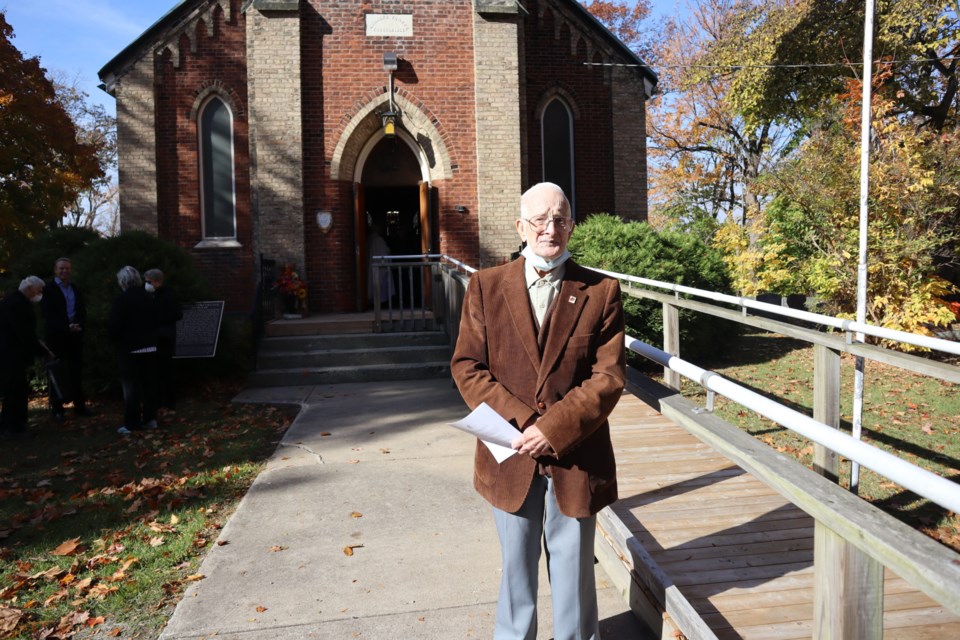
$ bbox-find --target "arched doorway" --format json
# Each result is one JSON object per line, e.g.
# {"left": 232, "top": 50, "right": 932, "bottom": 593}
{"left": 355, "top": 133, "right": 430, "bottom": 311}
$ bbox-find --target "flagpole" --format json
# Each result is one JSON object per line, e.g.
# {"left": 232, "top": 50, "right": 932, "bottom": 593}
{"left": 851, "top": 0, "right": 876, "bottom": 494}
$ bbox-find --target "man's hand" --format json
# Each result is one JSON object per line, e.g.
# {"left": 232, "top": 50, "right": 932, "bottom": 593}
{"left": 512, "top": 424, "right": 555, "bottom": 459}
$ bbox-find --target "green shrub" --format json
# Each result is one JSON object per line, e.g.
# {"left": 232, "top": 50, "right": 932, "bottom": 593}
{"left": 0, "top": 227, "right": 101, "bottom": 292}
{"left": 569, "top": 213, "right": 738, "bottom": 362}
{"left": 70, "top": 231, "right": 216, "bottom": 393}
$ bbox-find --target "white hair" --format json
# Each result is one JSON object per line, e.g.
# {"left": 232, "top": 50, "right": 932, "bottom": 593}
{"left": 117, "top": 266, "right": 142, "bottom": 291}
{"left": 19, "top": 276, "right": 45, "bottom": 293}
{"left": 519, "top": 182, "right": 571, "bottom": 219}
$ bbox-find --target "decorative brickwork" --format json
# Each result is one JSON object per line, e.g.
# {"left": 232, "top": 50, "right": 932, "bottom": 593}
{"left": 245, "top": 3, "right": 305, "bottom": 278}
{"left": 473, "top": 11, "right": 523, "bottom": 267}
{"left": 103, "top": 0, "right": 654, "bottom": 314}
{"left": 611, "top": 64, "right": 648, "bottom": 221}
{"left": 115, "top": 56, "right": 158, "bottom": 234}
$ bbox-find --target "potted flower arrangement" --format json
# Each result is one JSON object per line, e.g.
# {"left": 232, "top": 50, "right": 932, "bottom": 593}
{"left": 274, "top": 264, "right": 308, "bottom": 316}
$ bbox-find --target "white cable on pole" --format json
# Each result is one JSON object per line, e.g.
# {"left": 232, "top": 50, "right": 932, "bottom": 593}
{"left": 852, "top": 0, "right": 877, "bottom": 494}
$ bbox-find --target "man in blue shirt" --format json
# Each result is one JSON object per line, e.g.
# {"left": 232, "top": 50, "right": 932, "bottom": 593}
{"left": 41, "top": 257, "right": 92, "bottom": 420}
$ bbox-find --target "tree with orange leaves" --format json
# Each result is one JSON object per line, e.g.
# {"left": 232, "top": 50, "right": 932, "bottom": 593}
{"left": 0, "top": 11, "right": 102, "bottom": 272}
{"left": 581, "top": 0, "right": 654, "bottom": 59}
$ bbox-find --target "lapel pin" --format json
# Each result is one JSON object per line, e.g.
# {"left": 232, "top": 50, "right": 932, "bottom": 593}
{"left": 568, "top": 296, "right": 577, "bottom": 304}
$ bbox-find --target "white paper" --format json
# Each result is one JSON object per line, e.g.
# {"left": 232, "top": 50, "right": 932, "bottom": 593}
{"left": 450, "top": 402, "right": 519, "bottom": 463}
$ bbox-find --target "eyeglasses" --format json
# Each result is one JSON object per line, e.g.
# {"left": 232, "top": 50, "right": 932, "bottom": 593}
{"left": 521, "top": 215, "right": 573, "bottom": 232}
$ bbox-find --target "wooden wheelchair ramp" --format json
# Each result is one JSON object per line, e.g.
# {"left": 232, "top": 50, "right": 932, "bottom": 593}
{"left": 595, "top": 386, "right": 960, "bottom": 639}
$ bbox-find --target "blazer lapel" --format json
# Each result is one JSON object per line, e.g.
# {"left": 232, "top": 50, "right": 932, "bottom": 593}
{"left": 501, "top": 259, "right": 542, "bottom": 372}
{"left": 537, "top": 268, "right": 588, "bottom": 391}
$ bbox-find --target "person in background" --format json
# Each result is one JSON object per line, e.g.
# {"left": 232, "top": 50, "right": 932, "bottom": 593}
{"left": 144, "top": 268, "right": 183, "bottom": 412}
{"left": 451, "top": 182, "right": 626, "bottom": 639}
{"left": 108, "top": 266, "right": 159, "bottom": 436}
{"left": 367, "top": 222, "right": 394, "bottom": 306}
{"left": 0, "top": 277, "right": 51, "bottom": 439}
{"left": 41, "top": 257, "right": 92, "bottom": 420}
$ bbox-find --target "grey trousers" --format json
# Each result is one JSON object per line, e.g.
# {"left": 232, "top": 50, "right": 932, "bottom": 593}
{"left": 492, "top": 473, "right": 600, "bottom": 640}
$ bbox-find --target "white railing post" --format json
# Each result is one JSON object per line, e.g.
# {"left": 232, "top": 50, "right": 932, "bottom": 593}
{"left": 663, "top": 302, "right": 681, "bottom": 390}
{"left": 372, "top": 260, "right": 382, "bottom": 333}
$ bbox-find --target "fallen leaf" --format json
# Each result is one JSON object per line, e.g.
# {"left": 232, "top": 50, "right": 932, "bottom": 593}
{"left": 52, "top": 537, "right": 82, "bottom": 556}
{"left": 921, "top": 423, "right": 934, "bottom": 435}
{"left": 170, "top": 514, "right": 180, "bottom": 525}
{"left": 269, "top": 545, "right": 288, "bottom": 553}
{"left": 342, "top": 544, "right": 364, "bottom": 556}
{"left": 44, "top": 590, "right": 70, "bottom": 607}
{"left": 216, "top": 540, "right": 229, "bottom": 546}
{"left": 149, "top": 537, "right": 165, "bottom": 547}
{"left": 256, "top": 606, "right": 268, "bottom": 613}
{"left": 348, "top": 459, "right": 360, "bottom": 464}
{"left": 86, "top": 615, "right": 106, "bottom": 627}
{"left": 108, "top": 628, "right": 123, "bottom": 637}
{"left": 321, "top": 432, "right": 331, "bottom": 436}
{"left": 350, "top": 512, "right": 363, "bottom": 519}
{"left": 31, "top": 566, "right": 67, "bottom": 581}
{"left": 0, "top": 605, "right": 22, "bottom": 636}
{"left": 379, "top": 448, "right": 390, "bottom": 454}
{"left": 184, "top": 574, "right": 205, "bottom": 582}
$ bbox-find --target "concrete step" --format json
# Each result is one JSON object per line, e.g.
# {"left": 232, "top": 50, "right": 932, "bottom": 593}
{"left": 265, "top": 311, "right": 436, "bottom": 337}
{"left": 257, "top": 331, "right": 448, "bottom": 353}
{"left": 257, "top": 344, "right": 450, "bottom": 369}
{"left": 246, "top": 361, "right": 451, "bottom": 387}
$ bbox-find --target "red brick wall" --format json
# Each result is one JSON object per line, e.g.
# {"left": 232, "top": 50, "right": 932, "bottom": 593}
{"left": 301, "top": 0, "right": 481, "bottom": 311}
{"left": 522, "top": 2, "right": 617, "bottom": 219}
{"left": 155, "top": 1, "right": 253, "bottom": 314}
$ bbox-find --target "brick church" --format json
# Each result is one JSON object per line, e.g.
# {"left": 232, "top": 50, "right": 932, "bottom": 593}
{"left": 99, "top": 0, "right": 657, "bottom": 314}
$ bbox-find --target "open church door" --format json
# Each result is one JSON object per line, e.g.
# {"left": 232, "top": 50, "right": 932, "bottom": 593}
{"left": 419, "top": 182, "right": 433, "bottom": 304}
{"left": 354, "top": 182, "right": 367, "bottom": 311}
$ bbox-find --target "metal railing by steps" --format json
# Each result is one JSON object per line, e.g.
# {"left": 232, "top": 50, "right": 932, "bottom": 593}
{"left": 247, "top": 311, "right": 450, "bottom": 387}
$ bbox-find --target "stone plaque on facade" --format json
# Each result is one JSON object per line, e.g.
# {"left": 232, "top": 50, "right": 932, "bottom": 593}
{"left": 365, "top": 14, "right": 414, "bottom": 37}
{"left": 174, "top": 301, "right": 225, "bottom": 358}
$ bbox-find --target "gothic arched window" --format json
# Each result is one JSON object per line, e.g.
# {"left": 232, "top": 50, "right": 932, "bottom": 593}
{"left": 199, "top": 96, "right": 237, "bottom": 239}
{"left": 541, "top": 97, "right": 576, "bottom": 217}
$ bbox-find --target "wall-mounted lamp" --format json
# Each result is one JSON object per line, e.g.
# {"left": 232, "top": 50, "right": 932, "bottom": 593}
{"left": 454, "top": 205, "right": 468, "bottom": 214}
{"left": 316, "top": 210, "right": 333, "bottom": 234}
{"left": 380, "top": 51, "right": 400, "bottom": 138}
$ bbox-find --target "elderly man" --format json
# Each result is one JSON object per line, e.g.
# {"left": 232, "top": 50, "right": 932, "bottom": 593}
{"left": 41, "top": 257, "right": 92, "bottom": 419}
{"left": 0, "top": 277, "right": 50, "bottom": 439}
{"left": 451, "top": 182, "right": 626, "bottom": 639}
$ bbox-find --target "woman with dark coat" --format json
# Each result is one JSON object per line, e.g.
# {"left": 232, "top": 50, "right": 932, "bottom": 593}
{"left": 144, "top": 268, "right": 183, "bottom": 411}
{"left": 107, "top": 266, "right": 159, "bottom": 435}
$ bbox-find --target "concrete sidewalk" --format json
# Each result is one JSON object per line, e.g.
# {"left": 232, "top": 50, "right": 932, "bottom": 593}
{"left": 158, "top": 379, "right": 652, "bottom": 639}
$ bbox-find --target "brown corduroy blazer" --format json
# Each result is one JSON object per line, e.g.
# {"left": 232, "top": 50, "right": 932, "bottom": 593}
{"left": 450, "top": 258, "right": 626, "bottom": 518}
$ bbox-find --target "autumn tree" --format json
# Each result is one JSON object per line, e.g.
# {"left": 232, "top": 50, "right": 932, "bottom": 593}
{"left": 0, "top": 12, "right": 101, "bottom": 272}
{"left": 645, "top": 0, "right": 799, "bottom": 229}
{"left": 715, "top": 81, "right": 959, "bottom": 338}
{"left": 51, "top": 72, "right": 119, "bottom": 233}
{"left": 581, "top": 0, "right": 654, "bottom": 60}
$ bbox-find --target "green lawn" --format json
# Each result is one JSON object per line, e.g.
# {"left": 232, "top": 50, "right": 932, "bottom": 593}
{"left": 0, "top": 382, "right": 296, "bottom": 639}
{"left": 663, "top": 331, "right": 960, "bottom": 552}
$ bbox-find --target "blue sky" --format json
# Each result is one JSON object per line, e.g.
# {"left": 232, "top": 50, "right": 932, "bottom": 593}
{"left": 2, "top": 0, "right": 679, "bottom": 116}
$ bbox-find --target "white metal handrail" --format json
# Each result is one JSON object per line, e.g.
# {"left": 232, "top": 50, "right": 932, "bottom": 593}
{"left": 592, "top": 268, "right": 960, "bottom": 356}
{"left": 441, "top": 254, "right": 478, "bottom": 274}
{"left": 626, "top": 335, "right": 960, "bottom": 515}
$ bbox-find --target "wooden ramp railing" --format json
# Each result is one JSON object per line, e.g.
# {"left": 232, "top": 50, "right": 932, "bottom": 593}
{"left": 595, "top": 376, "right": 960, "bottom": 640}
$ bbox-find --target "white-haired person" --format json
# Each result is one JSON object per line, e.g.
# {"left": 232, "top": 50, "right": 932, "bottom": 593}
{"left": 107, "top": 266, "right": 160, "bottom": 435}
{"left": 0, "top": 276, "right": 51, "bottom": 439}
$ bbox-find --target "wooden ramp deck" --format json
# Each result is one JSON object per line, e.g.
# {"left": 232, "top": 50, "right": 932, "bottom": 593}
{"left": 595, "top": 388, "right": 960, "bottom": 640}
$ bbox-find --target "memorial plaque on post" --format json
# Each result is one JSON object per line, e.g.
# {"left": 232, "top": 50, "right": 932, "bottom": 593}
{"left": 174, "top": 301, "right": 225, "bottom": 358}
